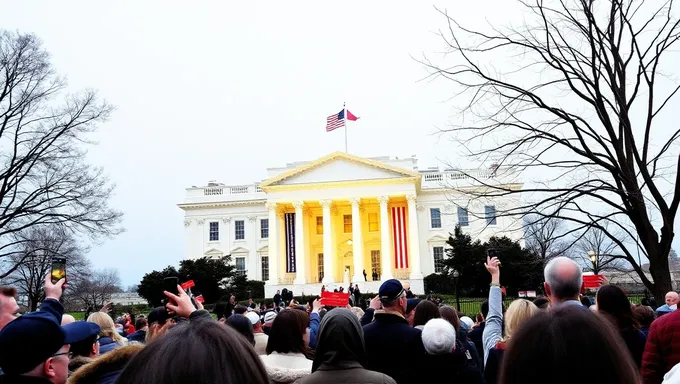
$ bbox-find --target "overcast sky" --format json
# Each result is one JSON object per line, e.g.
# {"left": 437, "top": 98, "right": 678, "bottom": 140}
{"left": 1, "top": 1, "right": 677, "bottom": 286}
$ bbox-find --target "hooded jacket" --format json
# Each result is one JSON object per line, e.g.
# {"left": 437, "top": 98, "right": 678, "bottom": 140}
{"left": 298, "top": 309, "right": 396, "bottom": 384}
{"left": 67, "top": 344, "right": 144, "bottom": 384}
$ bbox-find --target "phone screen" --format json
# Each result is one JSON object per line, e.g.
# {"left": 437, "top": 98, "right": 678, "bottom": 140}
{"left": 163, "top": 277, "right": 179, "bottom": 294}
{"left": 51, "top": 257, "right": 66, "bottom": 283}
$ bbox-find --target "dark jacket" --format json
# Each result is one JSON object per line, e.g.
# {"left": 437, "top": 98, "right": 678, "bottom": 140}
{"left": 126, "top": 329, "right": 146, "bottom": 343}
{"left": 0, "top": 376, "right": 52, "bottom": 384}
{"left": 422, "top": 351, "right": 484, "bottom": 384}
{"left": 457, "top": 329, "right": 482, "bottom": 373}
{"left": 68, "top": 344, "right": 144, "bottom": 384}
{"left": 468, "top": 322, "right": 485, "bottom": 362}
{"left": 360, "top": 308, "right": 375, "bottom": 326}
{"left": 363, "top": 310, "right": 425, "bottom": 384}
{"left": 298, "top": 308, "right": 395, "bottom": 384}
{"left": 643, "top": 310, "right": 680, "bottom": 384}
{"left": 98, "top": 337, "right": 123, "bottom": 354}
{"left": 484, "top": 344, "right": 505, "bottom": 384}
{"left": 619, "top": 328, "right": 646, "bottom": 368}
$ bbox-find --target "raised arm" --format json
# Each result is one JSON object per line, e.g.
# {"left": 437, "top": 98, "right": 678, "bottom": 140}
{"left": 482, "top": 256, "right": 503, "bottom": 365}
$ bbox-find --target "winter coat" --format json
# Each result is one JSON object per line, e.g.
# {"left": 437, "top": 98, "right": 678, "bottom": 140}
{"left": 484, "top": 342, "right": 506, "bottom": 384}
{"left": 126, "top": 329, "right": 146, "bottom": 343}
{"left": 97, "top": 336, "right": 127, "bottom": 355}
{"left": 67, "top": 344, "right": 144, "bottom": 384}
{"left": 298, "top": 308, "right": 396, "bottom": 384}
{"left": 643, "top": 310, "right": 680, "bottom": 384}
{"left": 422, "top": 350, "right": 484, "bottom": 384}
{"left": 260, "top": 352, "right": 312, "bottom": 384}
{"left": 468, "top": 322, "right": 485, "bottom": 362}
{"left": 619, "top": 328, "right": 646, "bottom": 368}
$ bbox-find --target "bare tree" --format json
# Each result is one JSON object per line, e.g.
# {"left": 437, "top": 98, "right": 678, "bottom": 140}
{"left": 421, "top": 0, "right": 680, "bottom": 302}
{"left": 3, "top": 226, "right": 91, "bottom": 311}
{"left": 70, "top": 268, "right": 121, "bottom": 310}
{"left": 0, "top": 31, "right": 123, "bottom": 278}
{"left": 574, "top": 224, "right": 631, "bottom": 274}
{"left": 524, "top": 215, "right": 570, "bottom": 259}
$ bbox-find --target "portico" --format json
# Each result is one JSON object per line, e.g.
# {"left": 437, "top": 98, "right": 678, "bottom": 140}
{"left": 259, "top": 152, "right": 423, "bottom": 296}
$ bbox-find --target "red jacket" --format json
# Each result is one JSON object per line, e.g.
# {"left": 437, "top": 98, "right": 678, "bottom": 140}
{"left": 642, "top": 310, "right": 680, "bottom": 384}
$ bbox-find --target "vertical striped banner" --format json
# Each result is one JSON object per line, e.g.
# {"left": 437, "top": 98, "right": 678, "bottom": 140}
{"left": 284, "top": 213, "right": 296, "bottom": 273}
{"left": 391, "top": 206, "right": 409, "bottom": 269}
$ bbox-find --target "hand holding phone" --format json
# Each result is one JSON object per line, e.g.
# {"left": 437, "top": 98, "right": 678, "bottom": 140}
{"left": 51, "top": 257, "right": 66, "bottom": 284}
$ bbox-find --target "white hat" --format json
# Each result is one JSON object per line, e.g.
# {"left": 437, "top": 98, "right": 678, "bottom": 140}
{"left": 422, "top": 318, "right": 456, "bottom": 355}
{"left": 245, "top": 312, "right": 260, "bottom": 325}
{"left": 460, "top": 316, "right": 474, "bottom": 330}
{"left": 263, "top": 311, "right": 277, "bottom": 323}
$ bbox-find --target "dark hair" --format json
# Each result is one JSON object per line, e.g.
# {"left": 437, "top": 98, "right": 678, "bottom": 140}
{"left": 439, "top": 306, "right": 460, "bottom": 331}
{"left": 266, "top": 309, "right": 313, "bottom": 359}
{"left": 69, "top": 334, "right": 98, "bottom": 358}
{"left": 481, "top": 300, "right": 489, "bottom": 318}
{"left": 413, "top": 300, "right": 441, "bottom": 328}
{"left": 115, "top": 320, "right": 269, "bottom": 384}
{"left": 580, "top": 296, "right": 592, "bottom": 307}
{"left": 214, "top": 301, "right": 229, "bottom": 319}
{"left": 0, "top": 287, "right": 16, "bottom": 297}
{"left": 633, "top": 305, "right": 656, "bottom": 328}
{"left": 135, "top": 317, "right": 148, "bottom": 330}
{"left": 596, "top": 285, "right": 639, "bottom": 331}
{"left": 226, "top": 314, "right": 255, "bottom": 346}
{"left": 499, "top": 306, "right": 640, "bottom": 384}
{"left": 532, "top": 297, "right": 550, "bottom": 309}
{"left": 234, "top": 305, "right": 248, "bottom": 315}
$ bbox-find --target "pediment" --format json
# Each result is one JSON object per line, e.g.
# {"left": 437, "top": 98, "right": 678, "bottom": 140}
{"left": 260, "top": 152, "right": 419, "bottom": 189}
{"left": 428, "top": 234, "right": 449, "bottom": 242}
{"left": 231, "top": 246, "right": 250, "bottom": 254}
{"left": 204, "top": 248, "right": 224, "bottom": 257}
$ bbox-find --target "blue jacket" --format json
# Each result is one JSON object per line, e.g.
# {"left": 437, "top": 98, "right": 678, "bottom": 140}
{"left": 309, "top": 312, "right": 320, "bottom": 349}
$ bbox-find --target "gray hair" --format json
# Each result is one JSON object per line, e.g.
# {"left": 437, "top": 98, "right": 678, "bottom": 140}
{"left": 544, "top": 257, "right": 583, "bottom": 300}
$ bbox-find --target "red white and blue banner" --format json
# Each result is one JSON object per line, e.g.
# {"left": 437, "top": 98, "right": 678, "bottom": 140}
{"left": 391, "top": 206, "right": 409, "bottom": 269}
{"left": 284, "top": 212, "right": 296, "bottom": 273}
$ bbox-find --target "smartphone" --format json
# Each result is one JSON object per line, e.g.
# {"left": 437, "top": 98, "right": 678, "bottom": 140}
{"left": 163, "top": 277, "right": 179, "bottom": 294}
{"left": 51, "top": 257, "right": 66, "bottom": 283}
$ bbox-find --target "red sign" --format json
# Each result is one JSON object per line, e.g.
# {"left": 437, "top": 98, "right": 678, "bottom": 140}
{"left": 321, "top": 291, "right": 350, "bottom": 307}
{"left": 583, "top": 275, "right": 605, "bottom": 289}
{"left": 181, "top": 280, "right": 196, "bottom": 290}
{"left": 195, "top": 295, "right": 205, "bottom": 303}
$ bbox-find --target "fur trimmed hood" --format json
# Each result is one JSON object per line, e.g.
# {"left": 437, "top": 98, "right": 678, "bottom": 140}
{"left": 264, "top": 365, "right": 311, "bottom": 384}
{"left": 67, "top": 344, "right": 144, "bottom": 384}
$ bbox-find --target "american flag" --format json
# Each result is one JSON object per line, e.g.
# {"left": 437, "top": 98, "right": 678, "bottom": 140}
{"left": 391, "top": 206, "right": 409, "bottom": 269}
{"left": 326, "top": 110, "right": 345, "bottom": 132}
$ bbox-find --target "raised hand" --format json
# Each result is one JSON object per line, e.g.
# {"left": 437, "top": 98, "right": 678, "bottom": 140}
{"left": 44, "top": 274, "right": 66, "bottom": 301}
{"left": 164, "top": 285, "right": 196, "bottom": 319}
{"left": 484, "top": 256, "right": 501, "bottom": 285}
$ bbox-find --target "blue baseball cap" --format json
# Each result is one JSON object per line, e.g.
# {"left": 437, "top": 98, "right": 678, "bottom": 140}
{"left": 379, "top": 279, "right": 405, "bottom": 302}
{"left": 0, "top": 312, "right": 99, "bottom": 374}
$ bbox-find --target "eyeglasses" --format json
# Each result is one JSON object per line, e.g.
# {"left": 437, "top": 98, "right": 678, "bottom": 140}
{"left": 52, "top": 352, "right": 69, "bottom": 358}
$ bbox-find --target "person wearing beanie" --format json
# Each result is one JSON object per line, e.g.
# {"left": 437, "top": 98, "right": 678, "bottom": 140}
{"left": 363, "top": 279, "right": 426, "bottom": 384}
{"left": 421, "top": 319, "right": 483, "bottom": 384}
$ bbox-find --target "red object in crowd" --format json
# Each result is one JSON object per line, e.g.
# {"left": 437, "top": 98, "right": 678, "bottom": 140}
{"left": 124, "top": 321, "right": 136, "bottom": 335}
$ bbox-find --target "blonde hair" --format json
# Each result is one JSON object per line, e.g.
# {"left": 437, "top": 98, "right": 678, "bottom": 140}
{"left": 349, "top": 306, "right": 365, "bottom": 320}
{"left": 87, "top": 312, "right": 126, "bottom": 344}
{"left": 503, "top": 299, "right": 539, "bottom": 341}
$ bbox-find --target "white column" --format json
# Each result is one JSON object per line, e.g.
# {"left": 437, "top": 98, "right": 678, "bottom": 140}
{"left": 350, "top": 198, "right": 364, "bottom": 282}
{"left": 378, "top": 196, "right": 393, "bottom": 281}
{"left": 266, "top": 204, "right": 278, "bottom": 285}
{"left": 293, "top": 200, "right": 307, "bottom": 285}
{"left": 248, "top": 216, "right": 258, "bottom": 280}
{"left": 320, "top": 199, "right": 335, "bottom": 284}
{"left": 406, "top": 194, "right": 422, "bottom": 279}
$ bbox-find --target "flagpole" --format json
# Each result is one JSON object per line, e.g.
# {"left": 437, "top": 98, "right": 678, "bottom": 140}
{"left": 344, "top": 102, "right": 348, "bottom": 153}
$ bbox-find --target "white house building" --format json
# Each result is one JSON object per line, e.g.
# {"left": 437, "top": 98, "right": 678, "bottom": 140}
{"left": 179, "top": 152, "right": 523, "bottom": 297}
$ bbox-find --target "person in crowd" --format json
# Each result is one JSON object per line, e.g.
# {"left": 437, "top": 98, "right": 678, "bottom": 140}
{"left": 349, "top": 306, "right": 364, "bottom": 320}
{"left": 115, "top": 320, "right": 269, "bottom": 384}
{"left": 260, "top": 308, "right": 314, "bottom": 383}
{"left": 483, "top": 256, "right": 539, "bottom": 384}
{"left": 353, "top": 284, "right": 361, "bottom": 306}
{"left": 234, "top": 305, "right": 248, "bottom": 315}
{"left": 633, "top": 305, "right": 656, "bottom": 337}
{"left": 363, "top": 269, "right": 368, "bottom": 282}
{"left": 459, "top": 316, "right": 474, "bottom": 331}
{"left": 596, "top": 284, "right": 646, "bottom": 367}
{"left": 60, "top": 314, "right": 75, "bottom": 326}
{"left": 363, "top": 279, "right": 426, "bottom": 384}
{"left": 440, "top": 306, "right": 482, "bottom": 373}
{"left": 642, "top": 298, "right": 680, "bottom": 384}
{"left": 274, "top": 290, "right": 283, "bottom": 307}
{"left": 402, "top": 282, "right": 415, "bottom": 299}
{"left": 580, "top": 295, "right": 592, "bottom": 307}
{"left": 307, "top": 298, "right": 323, "bottom": 350}
{"left": 412, "top": 300, "right": 440, "bottom": 329}
{"left": 655, "top": 291, "right": 679, "bottom": 317}
{"left": 145, "top": 306, "right": 174, "bottom": 342}
{"left": 404, "top": 298, "right": 420, "bottom": 326}
{"left": 68, "top": 344, "right": 144, "bottom": 384}
{"left": 0, "top": 276, "right": 95, "bottom": 384}
{"left": 468, "top": 300, "right": 489, "bottom": 361}
{"left": 66, "top": 321, "right": 102, "bottom": 374}
{"left": 213, "top": 300, "right": 232, "bottom": 322}
{"left": 298, "top": 308, "right": 396, "bottom": 384}
{"left": 0, "top": 286, "right": 20, "bottom": 331}
{"left": 532, "top": 297, "right": 550, "bottom": 310}
{"left": 226, "top": 314, "right": 256, "bottom": 346}
{"left": 543, "top": 256, "right": 584, "bottom": 306}
{"left": 263, "top": 311, "right": 277, "bottom": 335}
{"left": 86, "top": 312, "right": 128, "bottom": 354}
{"left": 246, "top": 311, "right": 269, "bottom": 355}
{"left": 420, "top": 319, "right": 484, "bottom": 383}
{"left": 127, "top": 317, "right": 148, "bottom": 343}
{"left": 248, "top": 298, "right": 257, "bottom": 309}
{"left": 499, "top": 306, "right": 640, "bottom": 384}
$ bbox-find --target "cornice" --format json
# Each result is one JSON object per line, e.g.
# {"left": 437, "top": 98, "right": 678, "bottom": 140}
{"left": 177, "top": 199, "right": 266, "bottom": 211}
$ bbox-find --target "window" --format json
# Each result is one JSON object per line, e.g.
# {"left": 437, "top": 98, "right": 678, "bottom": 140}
{"left": 316, "top": 216, "right": 323, "bottom": 235}
{"left": 430, "top": 208, "right": 442, "bottom": 228}
{"left": 343, "top": 215, "right": 353, "bottom": 233}
{"left": 457, "top": 207, "right": 469, "bottom": 227}
{"left": 370, "top": 250, "right": 381, "bottom": 281}
{"left": 317, "top": 253, "right": 324, "bottom": 282}
{"left": 235, "top": 257, "right": 246, "bottom": 276}
{"left": 260, "top": 219, "right": 269, "bottom": 239}
{"left": 209, "top": 222, "right": 219, "bottom": 241}
{"left": 433, "top": 246, "right": 445, "bottom": 273}
{"left": 261, "top": 256, "right": 269, "bottom": 281}
{"left": 368, "top": 212, "right": 379, "bottom": 232}
{"left": 234, "top": 220, "right": 245, "bottom": 240}
{"left": 485, "top": 205, "right": 497, "bottom": 225}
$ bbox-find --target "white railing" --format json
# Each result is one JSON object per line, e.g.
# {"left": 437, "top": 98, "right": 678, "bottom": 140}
{"left": 199, "top": 184, "right": 264, "bottom": 196}
{"left": 420, "top": 168, "right": 514, "bottom": 188}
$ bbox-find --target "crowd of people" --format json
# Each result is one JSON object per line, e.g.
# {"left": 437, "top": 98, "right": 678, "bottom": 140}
{"left": 1, "top": 255, "right": 680, "bottom": 383}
